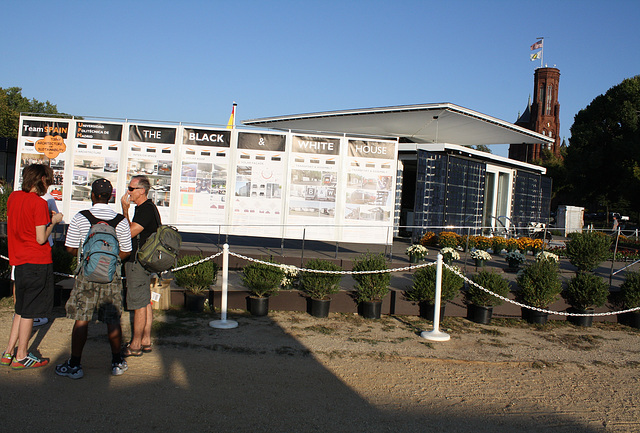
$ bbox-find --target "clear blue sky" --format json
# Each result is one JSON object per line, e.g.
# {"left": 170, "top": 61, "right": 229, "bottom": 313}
{"left": 2, "top": 0, "right": 639, "bottom": 157}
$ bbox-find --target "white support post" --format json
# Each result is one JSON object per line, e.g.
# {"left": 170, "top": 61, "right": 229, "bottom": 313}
{"left": 209, "top": 244, "right": 238, "bottom": 329}
{"left": 421, "top": 253, "right": 450, "bottom": 341}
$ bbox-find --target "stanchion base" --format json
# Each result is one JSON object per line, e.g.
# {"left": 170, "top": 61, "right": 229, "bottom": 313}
{"left": 420, "top": 330, "right": 450, "bottom": 341}
{"left": 209, "top": 319, "right": 239, "bottom": 329}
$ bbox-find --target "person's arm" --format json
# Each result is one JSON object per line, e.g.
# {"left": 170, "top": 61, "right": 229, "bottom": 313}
{"left": 35, "top": 212, "right": 63, "bottom": 245}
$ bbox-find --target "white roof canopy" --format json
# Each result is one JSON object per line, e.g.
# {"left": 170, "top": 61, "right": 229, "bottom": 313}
{"left": 243, "top": 103, "right": 553, "bottom": 146}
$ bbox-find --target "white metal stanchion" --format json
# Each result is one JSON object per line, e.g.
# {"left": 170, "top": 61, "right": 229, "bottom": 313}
{"left": 420, "top": 253, "right": 450, "bottom": 341}
{"left": 209, "top": 243, "right": 238, "bottom": 329}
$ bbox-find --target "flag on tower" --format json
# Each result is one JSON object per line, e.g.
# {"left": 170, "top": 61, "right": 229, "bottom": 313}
{"left": 530, "top": 40, "right": 543, "bottom": 50}
{"left": 226, "top": 103, "right": 237, "bottom": 129}
{"left": 530, "top": 51, "right": 541, "bottom": 61}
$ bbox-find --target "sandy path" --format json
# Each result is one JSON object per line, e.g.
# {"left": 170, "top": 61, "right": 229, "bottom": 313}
{"left": 1, "top": 301, "right": 639, "bottom": 432}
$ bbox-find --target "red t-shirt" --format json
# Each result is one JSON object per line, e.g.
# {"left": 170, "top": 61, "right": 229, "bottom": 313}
{"left": 7, "top": 191, "right": 52, "bottom": 266}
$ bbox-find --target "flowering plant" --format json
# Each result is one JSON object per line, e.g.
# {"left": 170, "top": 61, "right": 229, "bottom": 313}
{"left": 280, "top": 265, "right": 300, "bottom": 290}
{"left": 504, "top": 251, "right": 526, "bottom": 264}
{"left": 440, "top": 247, "right": 460, "bottom": 261}
{"left": 406, "top": 244, "right": 428, "bottom": 258}
{"left": 535, "top": 251, "right": 559, "bottom": 263}
{"left": 470, "top": 249, "right": 492, "bottom": 261}
{"left": 438, "top": 231, "right": 461, "bottom": 248}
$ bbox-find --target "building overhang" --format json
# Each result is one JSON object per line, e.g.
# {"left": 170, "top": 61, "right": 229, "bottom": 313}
{"left": 399, "top": 142, "right": 547, "bottom": 174}
{"left": 243, "top": 103, "right": 553, "bottom": 146}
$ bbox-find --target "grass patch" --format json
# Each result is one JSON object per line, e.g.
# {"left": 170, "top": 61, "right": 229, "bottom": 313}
{"left": 304, "top": 325, "right": 336, "bottom": 335}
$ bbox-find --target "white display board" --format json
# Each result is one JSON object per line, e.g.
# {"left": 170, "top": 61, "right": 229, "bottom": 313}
{"left": 230, "top": 131, "right": 287, "bottom": 238}
{"left": 15, "top": 116, "right": 398, "bottom": 244}
{"left": 177, "top": 127, "right": 231, "bottom": 232}
{"left": 285, "top": 134, "right": 341, "bottom": 241}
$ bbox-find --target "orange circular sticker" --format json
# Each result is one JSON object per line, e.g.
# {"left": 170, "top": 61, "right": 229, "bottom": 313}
{"left": 35, "top": 136, "right": 66, "bottom": 158}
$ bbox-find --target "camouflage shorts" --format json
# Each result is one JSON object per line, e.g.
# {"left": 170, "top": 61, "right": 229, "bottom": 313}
{"left": 65, "top": 274, "right": 124, "bottom": 324}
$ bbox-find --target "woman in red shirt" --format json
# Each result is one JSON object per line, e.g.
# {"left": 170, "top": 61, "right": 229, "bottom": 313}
{"left": 1, "top": 164, "right": 63, "bottom": 369}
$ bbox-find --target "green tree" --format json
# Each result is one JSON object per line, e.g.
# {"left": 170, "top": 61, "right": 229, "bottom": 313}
{"left": 564, "top": 75, "right": 640, "bottom": 219}
{"left": 0, "top": 87, "right": 63, "bottom": 138}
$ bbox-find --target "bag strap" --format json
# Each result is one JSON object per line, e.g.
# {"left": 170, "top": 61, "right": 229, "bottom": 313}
{"left": 79, "top": 210, "right": 125, "bottom": 228}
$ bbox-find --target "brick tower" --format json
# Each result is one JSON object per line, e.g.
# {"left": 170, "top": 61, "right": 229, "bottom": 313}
{"left": 509, "top": 67, "right": 561, "bottom": 162}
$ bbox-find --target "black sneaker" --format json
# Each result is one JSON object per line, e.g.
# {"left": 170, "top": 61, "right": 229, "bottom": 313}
{"left": 55, "top": 359, "right": 84, "bottom": 379}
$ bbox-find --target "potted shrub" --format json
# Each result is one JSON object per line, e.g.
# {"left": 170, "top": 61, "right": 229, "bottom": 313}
{"left": 174, "top": 255, "right": 218, "bottom": 312}
{"left": 504, "top": 251, "right": 526, "bottom": 271}
{"left": 241, "top": 259, "right": 285, "bottom": 316}
{"left": 466, "top": 270, "right": 511, "bottom": 324}
{"left": 473, "top": 236, "right": 493, "bottom": 251}
{"left": 404, "top": 265, "right": 463, "bottom": 320}
{"left": 406, "top": 244, "right": 428, "bottom": 263}
{"left": 299, "top": 259, "right": 342, "bottom": 318}
{"left": 0, "top": 237, "right": 11, "bottom": 298}
{"left": 439, "top": 247, "right": 460, "bottom": 265}
{"left": 562, "top": 273, "right": 609, "bottom": 327}
{"left": 0, "top": 182, "right": 11, "bottom": 236}
{"left": 564, "top": 231, "right": 612, "bottom": 272}
{"left": 470, "top": 249, "right": 492, "bottom": 268}
{"left": 52, "top": 243, "right": 77, "bottom": 306}
{"left": 516, "top": 260, "right": 562, "bottom": 324}
{"left": 619, "top": 271, "right": 640, "bottom": 328}
{"left": 352, "top": 252, "right": 391, "bottom": 319}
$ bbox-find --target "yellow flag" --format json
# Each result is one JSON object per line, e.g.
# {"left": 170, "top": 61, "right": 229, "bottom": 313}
{"left": 226, "top": 103, "right": 236, "bottom": 129}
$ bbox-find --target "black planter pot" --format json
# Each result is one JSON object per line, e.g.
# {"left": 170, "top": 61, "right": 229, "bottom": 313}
{"left": 358, "top": 301, "right": 382, "bottom": 319}
{"left": 419, "top": 302, "right": 446, "bottom": 322}
{"left": 618, "top": 311, "right": 640, "bottom": 328}
{"left": 567, "top": 307, "right": 594, "bottom": 327}
{"left": 54, "top": 284, "right": 71, "bottom": 307}
{"left": 247, "top": 296, "right": 269, "bottom": 316}
{"left": 308, "top": 298, "right": 331, "bottom": 318}
{"left": 184, "top": 293, "right": 206, "bottom": 312}
{"left": 467, "top": 304, "right": 493, "bottom": 325}
{"left": 0, "top": 278, "right": 11, "bottom": 298}
{"left": 521, "top": 307, "right": 548, "bottom": 325}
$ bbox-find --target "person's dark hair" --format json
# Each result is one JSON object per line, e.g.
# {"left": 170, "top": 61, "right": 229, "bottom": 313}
{"left": 21, "top": 164, "right": 53, "bottom": 196}
{"left": 93, "top": 191, "right": 111, "bottom": 203}
{"left": 132, "top": 175, "right": 151, "bottom": 193}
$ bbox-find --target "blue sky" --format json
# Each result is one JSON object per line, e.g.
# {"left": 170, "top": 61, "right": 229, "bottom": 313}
{"left": 2, "top": 0, "right": 639, "bottom": 157}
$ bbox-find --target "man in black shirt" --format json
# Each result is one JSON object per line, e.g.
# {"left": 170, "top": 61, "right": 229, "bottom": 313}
{"left": 120, "top": 175, "right": 160, "bottom": 357}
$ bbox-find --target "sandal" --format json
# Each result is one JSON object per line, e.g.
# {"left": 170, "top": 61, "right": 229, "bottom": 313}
{"left": 142, "top": 345, "right": 153, "bottom": 353}
{"left": 122, "top": 344, "right": 143, "bottom": 357}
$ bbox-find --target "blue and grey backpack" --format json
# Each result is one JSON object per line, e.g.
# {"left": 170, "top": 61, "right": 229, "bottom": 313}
{"left": 77, "top": 210, "right": 124, "bottom": 283}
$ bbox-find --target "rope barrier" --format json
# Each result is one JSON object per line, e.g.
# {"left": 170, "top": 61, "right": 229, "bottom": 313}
{"left": 229, "top": 251, "right": 640, "bottom": 318}
{"left": 3, "top": 247, "right": 640, "bottom": 318}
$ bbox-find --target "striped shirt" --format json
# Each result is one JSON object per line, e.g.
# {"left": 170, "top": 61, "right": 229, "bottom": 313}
{"left": 64, "top": 204, "right": 132, "bottom": 252}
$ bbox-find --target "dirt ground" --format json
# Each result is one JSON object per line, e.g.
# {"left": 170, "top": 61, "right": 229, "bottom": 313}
{"left": 1, "top": 297, "right": 640, "bottom": 433}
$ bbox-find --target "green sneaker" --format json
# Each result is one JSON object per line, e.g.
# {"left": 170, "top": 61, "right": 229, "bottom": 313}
{"left": 1, "top": 352, "right": 13, "bottom": 366}
{"left": 10, "top": 353, "right": 49, "bottom": 370}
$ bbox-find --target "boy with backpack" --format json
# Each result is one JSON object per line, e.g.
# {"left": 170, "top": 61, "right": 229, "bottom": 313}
{"left": 56, "top": 179, "right": 132, "bottom": 379}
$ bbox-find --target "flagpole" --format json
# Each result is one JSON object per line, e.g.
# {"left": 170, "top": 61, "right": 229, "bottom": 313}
{"left": 538, "top": 37, "right": 544, "bottom": 68}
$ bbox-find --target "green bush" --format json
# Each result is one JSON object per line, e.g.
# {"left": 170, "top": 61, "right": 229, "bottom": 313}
{"left": 299, "top": 259, "right": 342, "bottom": 300}
{"left": 242, "top": 260, "right": 284, "bottom": 298}
{"left": 565, "top": 232, "right": 612, "bottom": 272}
{"left": 516, "top": 260, "right": 562, "bottom": 308}
{"left": 620, "top": 271, "right": 640, "bottom": 308}
{"left": 563, "top": 273, "right": 609, "bottom": 309}
{"left": 174, "top": 255, "right": 218, "bottom": 294}
{"left": 52, "top": 243, "right": 77, "bottom": 283}
{"left": 466, "top": 270, "right": 510, "bottom": 307}
{"left": 352, "top": 253, "right": 391, "bottom": 303}
{"left": 404, "top": 265, "right": 463, "bottom": 304}
{"left": 0, "top": 183, "right": 12, "bottom": 222}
